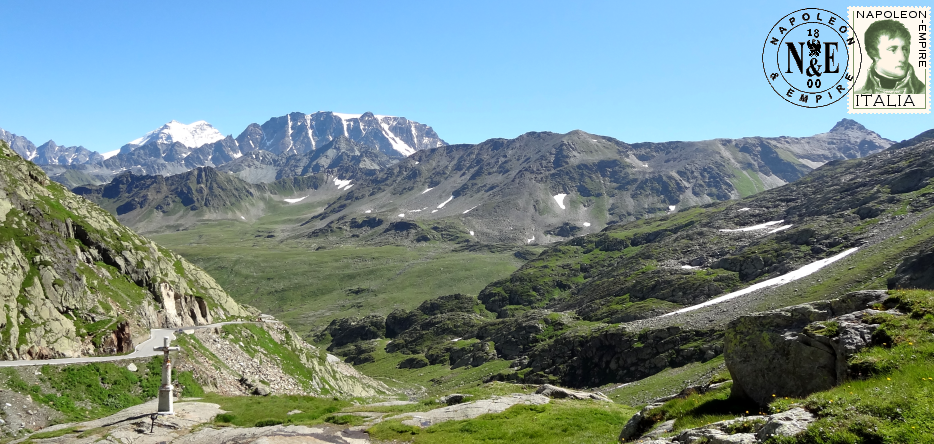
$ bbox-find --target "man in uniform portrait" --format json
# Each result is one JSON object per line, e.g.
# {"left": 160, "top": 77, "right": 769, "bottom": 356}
{"left": 856, "top": 19, "right": 925, "bottom": 94}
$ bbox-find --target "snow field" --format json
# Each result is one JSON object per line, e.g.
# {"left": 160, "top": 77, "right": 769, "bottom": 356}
{"left": 719, "top": 220, "right": 784, "bottom": 232}
{"left": 662, "top": 248, "right": 859, "bottom": 316}
{"left": 553, "top": 194, "right": 567, "bottom": 210}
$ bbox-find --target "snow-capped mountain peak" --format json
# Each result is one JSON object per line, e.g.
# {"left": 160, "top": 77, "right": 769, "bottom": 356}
{"left": 127, "top": 120, "right": 225, "bottom": 149}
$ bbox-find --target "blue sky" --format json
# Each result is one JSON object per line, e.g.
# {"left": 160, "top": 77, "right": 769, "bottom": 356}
{"left": 0, "top": 1, "right": 929, "bottom": 153}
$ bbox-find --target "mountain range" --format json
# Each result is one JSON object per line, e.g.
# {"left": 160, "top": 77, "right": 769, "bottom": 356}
{"left": 293, "top": 119, "right": 894, "bottom": 243}
{"left": 68, "top": 119, "right": 894, "bottom": 243}
{"left": 313, "top": 126, "right": 934, "bottom": 392}
{"left": 4, "top": 111, "right": 446, "bottom": 188}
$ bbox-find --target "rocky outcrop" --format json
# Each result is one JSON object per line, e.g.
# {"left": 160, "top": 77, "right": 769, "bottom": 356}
{"left": 513, "top": 325, "right": 722, "bottom": 388}
{"left": 449, "top": 341, "right": 497, "bottom": 368}
{"left": 534, "top": 384, "right": 610, "bottom": 402}
{"left": 319, "top": 315, "right": 386, "bottom": 349}
{"left": 386, "top": 308, "right": 426, "bottom": 338}
{"left": 888, "top": 245, "right": 934, "bottom": 290}
{"left": 0, "top": 140, "right": 251, "bottom": 360}
{"left": 621, "top": 407, "right": 815, "bottom": 443}
{"left": 476, "top": 310, "right": 575, "bottom": 359}
{"left": 724, "top": 290, "right": 889, "bottom": 405}
{"left": 386, "top": 312, "right": 488, "bottom": 355}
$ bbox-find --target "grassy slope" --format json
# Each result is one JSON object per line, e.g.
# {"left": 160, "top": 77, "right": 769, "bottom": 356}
{"left": 353, "top": 339, "right": 515, "bottom": 398}
{"left": 150, "top": 203, "right": 525, "bottom": 336}
{"left": 368, "top": 399, "right": 636, "bottom": 444}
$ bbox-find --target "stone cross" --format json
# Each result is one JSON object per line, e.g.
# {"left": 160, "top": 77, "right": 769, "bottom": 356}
{"left": 153, "top": 336, "right": 180, "bottom": 415}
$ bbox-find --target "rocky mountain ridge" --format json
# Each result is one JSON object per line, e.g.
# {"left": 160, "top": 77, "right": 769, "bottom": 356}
{"left": 298, "top": 119, "right": 892, "bottom": 244}
{"left": 26, "top": 111, "right": 446, "bottom": 188}
{"left": 1, "top": 128, "right": 103, "bottom": 166}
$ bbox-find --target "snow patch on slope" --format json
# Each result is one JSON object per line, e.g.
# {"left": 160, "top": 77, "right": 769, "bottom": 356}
{"left": 719, "top": 220, "right": 784, "bottom": 232}
{"left": 437, "top": 196, "right": 454, "bottom": 209}
{"left": 333, "top": 178, "right": 353, "bottom": 190}
{"left": 662, "top": 248, "right": 859, "bottom": 316}
{"left": 553, "top": 194, "right": 567, "bottom": 210}
{"left": 284, "top": 196, "right": 307, "bottom": 204}
{"left": 379, "top": 121, "right": 415, "bottom": 156}
{"left": 101, "top": 149, "right": 121, "bottom": 160}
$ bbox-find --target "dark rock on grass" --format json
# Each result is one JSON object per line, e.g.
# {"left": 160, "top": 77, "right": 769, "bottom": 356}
{"left": 724, "top": 290, "right": 889, "bottom": 406}
{"left": 450, "top": 341, "right": 497, "bottom": 369}
{"left": 416, "top": 293, "right": 485, "bottom": 317}
{"left": 346, "top": 353, "right": 375, "bottom": 365}
{"left": 386, "top": 309, "right": 427, "bottom": 338}
{"left": 386, "top": 294, "right": 490, "bottom": 339}
{"left": 319, "top": 315, "right": 386, "bottom": 349}
{"left": 476, "top": 310, "right": 576, "bottom": 359}
{"left": 439, "top": 394, "right": 468, "bottom": 405}
{"left": 888, "top": 245, "right": 934, "bottom": 290}
{"left": 398, "top": 355, "right": 429, "bottom": 369}
{"left": 240, "top": 377, "right": 272, "bottom": 396}
{"left": 386, "top": 312, "right": 488, "bottom": 354}
{"left": 513, "top": 248, "right": 539, "bottom": 261}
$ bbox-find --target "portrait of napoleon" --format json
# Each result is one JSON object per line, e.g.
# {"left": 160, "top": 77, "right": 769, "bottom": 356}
{"left": 857, "top": 19, "right": 925, "bottom": 94}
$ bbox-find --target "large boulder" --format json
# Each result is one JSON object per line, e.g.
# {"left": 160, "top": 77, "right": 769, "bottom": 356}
{"left": 535, "top": 384, "right": 610, "bottom": 402}
{"left": 888, "top": 246, "right": 934, "bottom": 290}
{"left": 724, "top": 290, "right": 889, "bottom": 405}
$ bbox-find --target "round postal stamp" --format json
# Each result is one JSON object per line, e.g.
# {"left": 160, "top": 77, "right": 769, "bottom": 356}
{"left": 763, "top": 8, "right": 860, "bottom": 108}
{"left": 848, "top": 6, "right": 931, "bottom": 114}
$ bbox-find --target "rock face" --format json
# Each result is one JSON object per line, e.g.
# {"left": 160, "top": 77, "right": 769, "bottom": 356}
{"left": 219, "top": 136, "right": 396, "bottom": 184}
{"left": 724, "top": 290, "right": 889, "bottom": 405}
{"left": 0, "top": 140, "right": 251, "bottom": 359}
{"left": 888, "top": 245, "right": 934, "bottom": 290}
{"left": 514, "top": 325, "right": 722, "bottom": 388}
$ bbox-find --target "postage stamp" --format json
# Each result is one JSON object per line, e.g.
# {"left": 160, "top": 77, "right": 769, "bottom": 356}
{"left": 763, "top": 8, "right": 859, "bottom": 108}
{"left": 849, "top": 6, "right": 931, "bottom": 113}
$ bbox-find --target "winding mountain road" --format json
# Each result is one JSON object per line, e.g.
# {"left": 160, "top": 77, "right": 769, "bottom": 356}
{"left": 0, "top": 321, "right": 250, "bottom": 368}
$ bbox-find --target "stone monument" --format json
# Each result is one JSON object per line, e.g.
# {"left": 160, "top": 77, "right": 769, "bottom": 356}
{"left": 153, "top": 336, "right": 180, "bottom": 415}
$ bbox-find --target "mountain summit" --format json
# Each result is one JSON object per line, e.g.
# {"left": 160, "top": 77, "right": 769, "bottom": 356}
{"left": 122, "top": 120, "right": 225, "bottom": 152}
